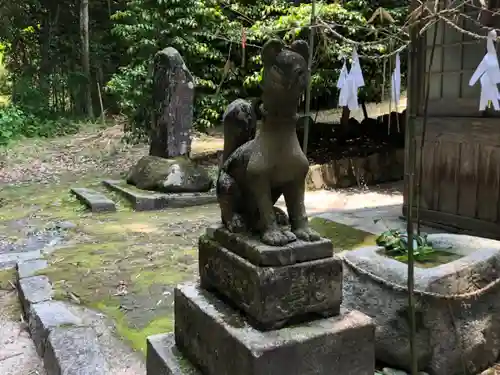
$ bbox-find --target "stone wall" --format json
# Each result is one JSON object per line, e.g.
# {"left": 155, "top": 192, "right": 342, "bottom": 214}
{"left": 306, "top": 149, "right": 404, "bottom": 190}
{"left": 305, "top": 111, "right": 405, "bottom": 190}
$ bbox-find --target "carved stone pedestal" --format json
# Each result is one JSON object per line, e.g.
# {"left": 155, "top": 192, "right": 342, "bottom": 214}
{"left": 146, "top": 229, "right": 376, "bottom": 375}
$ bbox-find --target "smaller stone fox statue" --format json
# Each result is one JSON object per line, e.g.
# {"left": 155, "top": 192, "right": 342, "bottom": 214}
{"left": 216, "top": 39, "right": 321, "bottom": 246}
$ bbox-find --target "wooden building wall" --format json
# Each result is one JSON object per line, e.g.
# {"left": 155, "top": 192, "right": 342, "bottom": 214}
{"left": 403, "top": 3, "right": 500, "bottom": 239}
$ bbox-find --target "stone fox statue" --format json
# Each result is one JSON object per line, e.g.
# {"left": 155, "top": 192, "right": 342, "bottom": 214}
{"left": 216, "top": 39, "right": 321, "bottom": 246}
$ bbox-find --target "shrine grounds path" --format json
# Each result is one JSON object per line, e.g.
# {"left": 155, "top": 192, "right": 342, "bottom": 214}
{"left": 0, "top": 121, "right": 404, "bottom": 374}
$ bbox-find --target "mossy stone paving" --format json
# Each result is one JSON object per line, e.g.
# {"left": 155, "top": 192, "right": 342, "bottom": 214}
{"left": 0, "top": 178, "right": 380, "bottom": 354}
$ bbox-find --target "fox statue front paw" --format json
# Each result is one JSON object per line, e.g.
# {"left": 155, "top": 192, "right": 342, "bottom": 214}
{"left": 293, "top": 226, "right": 321, "bottom": 242}
{"left": 261, "top": 228, "right": 296, "bottom": 246}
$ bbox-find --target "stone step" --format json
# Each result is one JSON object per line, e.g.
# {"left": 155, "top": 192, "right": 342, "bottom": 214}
{"left": 16, "top": 258, "right": 110, "bottom": 375}
{"left": 70, "top": 187, "right": 116, "bottom": 213}
{"left": 102, "top": 179, "right": 216, "bottom": 211}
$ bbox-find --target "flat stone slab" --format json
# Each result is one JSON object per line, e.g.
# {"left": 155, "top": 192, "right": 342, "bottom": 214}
{"left": 17, "top": 259, "right": 48, "bottom": 279}
{"left": 199, "top": 235, "right": 342, "bottom": 330}
{"left": 0, "top": 250, "right": 42, "bottom": 270}
{"left": 70, "top": 187, "right": 116, "bottom": 213}
{"left": 342, "top": 233, "right": 500, "bottom": 375}
{"left": 170, "top": 282, "right": 375, "bottom": 375}
{"left": 28, "top": 300, "right": 83, "bottom": 356}
{"left": 207, "top": 225, "right": 333, "bottom": 266}
{"left": 147, "top": 333, "right": 200, "bottom": 375}
{"left": 18, "top": 275, "right": 53, "bottom": 315}
{"left": 102, "top": 180, "right": 216, "bottom": 211}
{"left": 44, "top": 327, "right": 109, "bottom": 375}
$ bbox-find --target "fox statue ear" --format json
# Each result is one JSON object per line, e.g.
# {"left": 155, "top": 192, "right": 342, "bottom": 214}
{"left": 290, "top": 40, "right": 309, "bottom": 62}
{"left": 261, "top": 39, "right": 285, "bottom": 67}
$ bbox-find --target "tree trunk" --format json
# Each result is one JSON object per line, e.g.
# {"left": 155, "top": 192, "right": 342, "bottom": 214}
{"left": 80, "top": 0, "right": 93, "bottom": 117}
{"left": 38, "top": 17, "right": 51, "bottom": 109}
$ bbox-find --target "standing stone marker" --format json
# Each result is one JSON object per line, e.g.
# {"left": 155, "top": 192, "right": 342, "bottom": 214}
{"left": 149, "top": 47, "right": 194, "bottom": 159}
{"left": 126, "top": 47, "right": 214, "bottom": 196}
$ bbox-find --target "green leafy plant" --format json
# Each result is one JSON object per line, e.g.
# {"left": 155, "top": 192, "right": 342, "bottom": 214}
{"left": 374, "top": 219, "right": 437, "bottom": 262}
{"left": 108, "top": 0, "right": 409, "bottom": 138}
{"left": 0, "top": 104, "right": 80, "bottom": 146}
{"left": 375, "top": 228, "right": 436, "bottom": 262}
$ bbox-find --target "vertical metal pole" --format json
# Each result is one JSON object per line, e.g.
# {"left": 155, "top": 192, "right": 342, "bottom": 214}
{"left": 302, "top": 0, "right": 316, "bottom": 155}
{"left": 405, "top": 2, "right": 418, "bottom": 374}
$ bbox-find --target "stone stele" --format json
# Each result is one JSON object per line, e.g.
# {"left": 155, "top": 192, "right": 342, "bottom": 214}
{"left": 149, "top": 47, "right": 194, "bottom": 159}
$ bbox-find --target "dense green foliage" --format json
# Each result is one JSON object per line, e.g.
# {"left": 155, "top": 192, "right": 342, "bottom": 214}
{"left": 0, "top": 0, "right": 408, "bottom": 144}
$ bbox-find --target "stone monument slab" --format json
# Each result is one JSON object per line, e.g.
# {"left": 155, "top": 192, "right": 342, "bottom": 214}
{"left": 165, "top": 282, "right": 374, "bottom": 375}
{"left": 149, "top": 47, "right": 194, "bottom": 159}
{"left": 208, "top": 225, "right": 333, "bottom": 266}
{"left": 199, "top": 235, "right": 342, "bottom": 330}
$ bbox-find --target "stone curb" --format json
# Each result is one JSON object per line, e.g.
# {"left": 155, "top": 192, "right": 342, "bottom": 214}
{"left": 15, "top": 258, "right": 109, "bottom": 375}
{"left": 102, "top": 179, "right": 217, "bottom": 211}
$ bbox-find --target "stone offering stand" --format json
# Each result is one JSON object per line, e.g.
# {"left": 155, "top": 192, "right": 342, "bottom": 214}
{"left": 70, "top": 180, "right": 216, "bottom": 212}
{"left": 147, "top": 225, "right": 376, "bottom": 375}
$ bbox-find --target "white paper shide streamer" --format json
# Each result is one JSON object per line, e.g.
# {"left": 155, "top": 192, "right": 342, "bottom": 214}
{"left": 337, "top": 49, "right": 365, "bottom": 110}
{"left": 391, "top": 52, "right": 401, "bottom": 107}
{"left": 337, "top": 55, "right": 349, "bottom": 106}
{"left": 469, "top": 30, "right": 500, "bottom": 110}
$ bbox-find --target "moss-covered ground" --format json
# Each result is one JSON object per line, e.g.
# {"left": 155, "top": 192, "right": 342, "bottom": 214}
{"left": 0, "top": 180, "right": 377, "bottom": 355}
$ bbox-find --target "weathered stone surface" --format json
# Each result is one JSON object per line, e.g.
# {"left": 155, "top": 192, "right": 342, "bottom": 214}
{"left": 70, "top": 187, "right": 116, "bottom": 212}
{"left": 44, "top": 327, "right": 109, "bottom": 375}
{"left": 342, "top": 233, "right": 500, "bottom": 375}
{"left": 18, "top": 275, "right": 53, "bottom": 314}
{"left": 17, "top": 259, "right": 48, "bottom": 279}
{"left": 102, "top": 180, "right": 216, "bottom": 211}
{"left": 28, "top": 300, "right": 83, "bottom": 356}
{"left": 306, "top": 148, "right": 405, "bottom": 190}
{"left": 208, "top": 225, "right": 333, "bottom": 266}
{"left": 199, "top": 235, "right": 342, "bottom": 329}
{"left": 127, "top": 155, "right": 213, "bottom": 193}
{"left": 147, "top": 333, "right": 200, "bottom": 375}
{"left": 0, "top": 250, "right": 42, "bottom": 270}
{"left": 149, "top": 47, "right": 194, "bottom": 159}
{"left": 173, "top": 282, "right": 375, "bottom": 375}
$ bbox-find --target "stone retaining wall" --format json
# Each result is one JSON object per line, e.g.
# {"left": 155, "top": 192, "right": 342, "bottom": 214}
{"left": 306, "top": 149, "right": 404, "bottom": 190}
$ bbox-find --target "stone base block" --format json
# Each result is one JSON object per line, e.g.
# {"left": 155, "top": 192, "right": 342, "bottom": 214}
{"left": 70, "top": 187, "right": 116, "bottom": 212}
{"left": 169, "top": 282, "right": 375, "bottom": 375}
{"left": 28, "top": 300, "right": 83, "bottom": 357}
{"left": 208, "top": 225, "right": 333, "bottom": 266}
{"left": 199, "top": 235, "right": 342, "bottom": 330}
{"left": 147, "top": 333, "right": 200, "bottom": 375}
{"left": 18, "top": 275, "right": 53, "bottom": 315}
{"left": 102, "top": 180, "right": 216, "bottom": 211}
{"left": 44, "top": 327, "right": 109, "bottom": 375}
